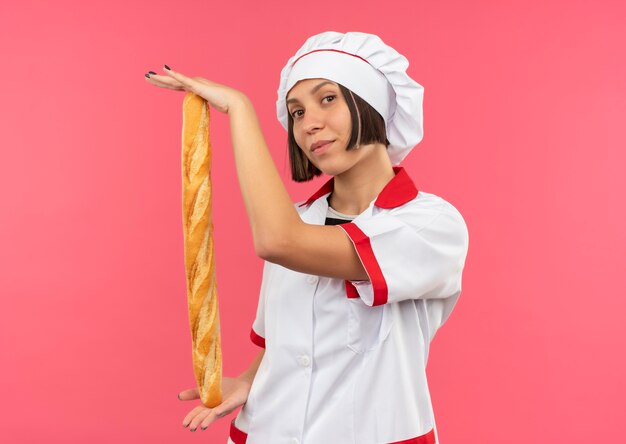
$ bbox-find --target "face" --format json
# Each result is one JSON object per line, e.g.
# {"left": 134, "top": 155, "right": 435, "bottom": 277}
{"left": 286, "top": 78, "right": 364, "bottom": 175}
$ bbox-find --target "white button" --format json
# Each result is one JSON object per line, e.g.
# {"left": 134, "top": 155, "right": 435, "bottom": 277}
{"left": 291, "top": 439, "right": 300, "bottom": 444}
{"left": 307, "top": 275, "right": 318, "bottom": 284}
{"left": 297, "top": 355, "right": 311, "bottom": 367}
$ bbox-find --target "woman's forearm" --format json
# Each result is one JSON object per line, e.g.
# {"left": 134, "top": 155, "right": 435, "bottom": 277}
{"left": 237, "top": 349, "right": 265, "bottom": 385}
{"left": 228, "top": 94, "right": 303, "bottom": 257}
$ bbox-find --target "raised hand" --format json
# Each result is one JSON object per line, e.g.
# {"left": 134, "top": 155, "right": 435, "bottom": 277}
{"left": 145, "top": 65, "right": 245, "bottom": 114}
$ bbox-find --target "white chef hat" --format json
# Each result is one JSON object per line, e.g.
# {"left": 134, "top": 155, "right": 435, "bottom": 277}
{"left": 276, "top": 31, "right": 424, "bottom": 165}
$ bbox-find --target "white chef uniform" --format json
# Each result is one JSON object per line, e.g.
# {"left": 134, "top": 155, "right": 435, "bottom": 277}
{"left": 227, "top": 165, "right": 470, "bottom": 444}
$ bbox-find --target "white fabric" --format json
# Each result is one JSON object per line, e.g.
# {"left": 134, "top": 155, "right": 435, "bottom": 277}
{"left": 341, "top": 206, "right": 468, "bottom": 310}
{"left": 285, "top": 50, "right": 395, "bottom": 128}
{"left": 249, "top": 260, "right": 271, "bottom": 340}
{"left": 327, "top": 203, "right": 358, "bottom": 219}
{"left": 276, "top": 31, "right": 425, "bottom": 166}
{"left": 237, "top": 189, "right": 469, "bottom": 443}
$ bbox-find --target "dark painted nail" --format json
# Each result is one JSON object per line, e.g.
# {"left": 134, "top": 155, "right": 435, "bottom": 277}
{"left": 149, "top": 71, "right": 156, "bottom": 75}
{"left": 145, "top": 73, "right": 150, "bottom": 78}
{"left": 191, "top": 428, "right": 196, "bottom": 432}
{"left": 164, "top": 64, "right": 171, "bottom": 70}
{"left": 177, "top": 393, "right": 181, "bottom": 400}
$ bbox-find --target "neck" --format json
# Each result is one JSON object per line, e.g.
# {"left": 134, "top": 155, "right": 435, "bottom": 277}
{"left": 328, "top": 145, "right": 395, "bottom": 215}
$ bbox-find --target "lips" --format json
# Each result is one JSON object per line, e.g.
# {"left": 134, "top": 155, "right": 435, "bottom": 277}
{"left": 311, "top": 140, "right": 334, "bottom": 152}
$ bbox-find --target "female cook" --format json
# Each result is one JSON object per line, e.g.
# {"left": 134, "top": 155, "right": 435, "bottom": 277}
{"left": 145, "top": 31, "right": 469, "bottom": 444}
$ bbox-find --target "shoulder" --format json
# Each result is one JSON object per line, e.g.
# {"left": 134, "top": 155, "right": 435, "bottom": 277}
{"left": 387, "top": 190, "right": 468, "bottom": 236}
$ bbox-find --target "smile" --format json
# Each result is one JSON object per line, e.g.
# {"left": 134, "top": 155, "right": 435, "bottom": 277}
{"left": 312, "top": 141, "right": 333, "bottom": 155}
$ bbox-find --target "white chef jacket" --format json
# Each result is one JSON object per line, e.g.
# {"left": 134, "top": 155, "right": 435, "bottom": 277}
{"left": 228, "top": 166, "right": 469, "bottom": 444}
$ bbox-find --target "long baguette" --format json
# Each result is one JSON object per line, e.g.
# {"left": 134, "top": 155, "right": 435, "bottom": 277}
{"left": 181, "top": 91, "right": 222, "bottom": 408}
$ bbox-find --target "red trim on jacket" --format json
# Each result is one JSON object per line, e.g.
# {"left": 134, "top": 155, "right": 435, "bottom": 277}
{"left": 339, "top": 223, "right": 388, "bottom": 306}
{"left": 392, "top": 429, "right": 436, "bottom": 444}
{"left": 250, "top": 328, "right": 266, "bottom": 348}
{"left": 298, "top": 166, "right": 418, "bottom": 209}
{"left": 345, "top": 280, "right": 360, "bottom": 298}
{"left": 230, "top": 418, "right": 435, "bottom": 444}
{"left": 230, "top": 419, "right": 248, "bottom": 443}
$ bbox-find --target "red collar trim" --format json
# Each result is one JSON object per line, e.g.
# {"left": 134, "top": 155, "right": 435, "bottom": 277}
{"left": 298, "top": 166, "right": 418, "bottom": 209}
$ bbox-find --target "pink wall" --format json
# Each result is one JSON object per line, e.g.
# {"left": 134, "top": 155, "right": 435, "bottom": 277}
{"left": 1, "top": 0, "right": 625, "bottom": 442}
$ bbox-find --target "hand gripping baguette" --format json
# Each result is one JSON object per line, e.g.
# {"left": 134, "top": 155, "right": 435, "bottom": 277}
{"left": 181, "top": 91, "right": 222, "bottom": 408}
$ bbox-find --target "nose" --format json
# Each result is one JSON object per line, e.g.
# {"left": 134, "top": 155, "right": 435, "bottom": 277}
{"left": 302, "top": 108, "right": 325, "bottom": 133}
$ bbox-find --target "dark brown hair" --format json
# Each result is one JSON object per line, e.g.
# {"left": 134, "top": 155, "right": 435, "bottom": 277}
{"left": 287, "top": 82, "right": 390, "bottom": 182}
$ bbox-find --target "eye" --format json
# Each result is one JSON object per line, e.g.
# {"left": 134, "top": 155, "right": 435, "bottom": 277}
{"left": 290, "top": 95, "right": 337, "bottom": 119}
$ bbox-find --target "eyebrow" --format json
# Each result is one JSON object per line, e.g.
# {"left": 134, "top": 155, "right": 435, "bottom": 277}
{"left": 286, "top": 81, "right": 337, "bottom": 106}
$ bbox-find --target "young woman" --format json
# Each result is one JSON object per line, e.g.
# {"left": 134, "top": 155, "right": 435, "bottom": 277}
{"left": 145, "top": 31, "right": 469, "bottom": 444}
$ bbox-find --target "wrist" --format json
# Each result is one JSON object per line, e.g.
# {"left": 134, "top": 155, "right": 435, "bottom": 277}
{"left": 228, "top": 92, "right": 252, "bottom": 115}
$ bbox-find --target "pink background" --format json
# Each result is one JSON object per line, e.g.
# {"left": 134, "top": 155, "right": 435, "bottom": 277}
{"left": 1, "top": 0, "right": 625, "bottom": 442}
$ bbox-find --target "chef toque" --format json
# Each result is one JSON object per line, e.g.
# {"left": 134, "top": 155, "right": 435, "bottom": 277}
{"left": 276, "top": 31, "right": 424, "bottom": 165}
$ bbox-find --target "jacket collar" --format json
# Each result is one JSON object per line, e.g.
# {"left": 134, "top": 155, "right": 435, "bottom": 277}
{"left": 298, "top": 166, "right": 418, "bottom": 209}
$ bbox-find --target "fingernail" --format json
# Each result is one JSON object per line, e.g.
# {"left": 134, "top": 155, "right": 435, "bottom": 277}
{"left": 201, "top": 427, "right": 206, "bottom": 430}
{"left": 191, "top": 428, "right": 196, "bottom": 432}
{"left": 149, "top": 71, "right": 156, "bottom": 75}
{"left": 164, "top": 64, "right": 171, "bottom": 70}
{"left": 177, "top": 394, "right": 181, "bottom": 400}
{"left": 145, "top": 73, "right": 150, "bottom": 78}
{"left": 182, "top": 423, "right": 188, "bottom": 428}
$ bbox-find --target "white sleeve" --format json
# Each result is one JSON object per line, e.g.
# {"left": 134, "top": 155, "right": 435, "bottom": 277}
{"left": 337, "top": 204, "right": 469, "bottom": 307}
{"left": 250, "top": 260, "right": 271, "bottom": 348}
